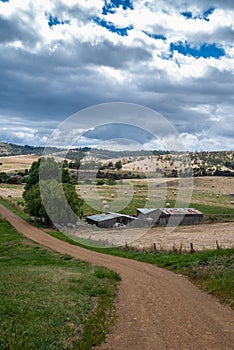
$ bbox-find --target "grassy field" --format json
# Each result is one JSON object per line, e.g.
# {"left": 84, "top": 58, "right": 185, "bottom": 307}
{"left": 48, "top": 230, "right": 234, "bottom": 311}
{"left": 76, "top": 178, "right": 234, "bottom": 219}
{"left": 1, "top": 176, "right": 233, "bottom": 219}
{"left": 0, "top": 217, "right": 120, "bottom": 350}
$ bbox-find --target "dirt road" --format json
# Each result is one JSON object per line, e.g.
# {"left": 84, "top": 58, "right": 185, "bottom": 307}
{"left": 1, "top": 204, "right": 234, "bottom": 350}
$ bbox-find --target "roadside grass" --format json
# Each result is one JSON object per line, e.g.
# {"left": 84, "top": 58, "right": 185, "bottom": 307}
{"left": 0, "top": 217, "right": 120, "bottom": 350}
{"left": 48, "top": 230, "right": 234, "bottom": 310}
{"left": 0, "top": 196, "right": 30, "bottom": 221}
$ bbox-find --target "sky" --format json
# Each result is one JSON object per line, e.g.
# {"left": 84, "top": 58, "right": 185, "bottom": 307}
{"left": 0, "top": 0, "right": 233, "bottom": 151}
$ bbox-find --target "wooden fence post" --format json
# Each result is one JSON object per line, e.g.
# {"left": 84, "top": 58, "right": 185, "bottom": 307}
{"left": 179, "top": 244, "right": 183, "bottom": 254}
{"left": 190, "top": 243, "right": 195, "bottom": 254}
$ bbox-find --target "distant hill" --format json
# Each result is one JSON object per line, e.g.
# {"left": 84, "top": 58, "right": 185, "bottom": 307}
{"left": 0, "top": 142, "right": 59, "bottom": 157}
{"left": 0, "top": 142, "right": 233, "bottom": 177}
{"left": 0, "top": 143, "right": 167, "bottom": 159}
{"left": 120, "top": 151, "right": 234, "bottom": 177}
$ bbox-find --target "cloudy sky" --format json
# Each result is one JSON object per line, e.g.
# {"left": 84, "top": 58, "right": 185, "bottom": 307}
{"left": 0, "top": 0, "right": 233, "bottom": 151}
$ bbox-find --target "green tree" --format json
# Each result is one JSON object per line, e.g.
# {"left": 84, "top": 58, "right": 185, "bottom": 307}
{"left": 25, "top": 157, "right": 71, "bottom": 190}
{"left": 23, "top": 158, "right": 83, "bottom": 224}
{"left": 23, "top": 182, "right": 47, "bottom": 219}
{"left": 115, "top": 160, "right": 122, "bottom": 170}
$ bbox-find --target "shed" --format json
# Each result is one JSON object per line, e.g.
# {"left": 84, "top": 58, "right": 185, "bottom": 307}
{"left": 86, "top": 212, "right": 136, "bottom": 228}
{"left": 108, "top": 212, "right": 137, "bottom": 226}
{"left": 136, "top": 207, "right": 203, "bottom": 226}
{"left": 86, "top": 214, "right": 119, "bottom": 228}
{"left": 136, "top": 208, "right": 161, "bottom": 224}
{"left": 159, "top": 208, "right": 203, "bottom": 226}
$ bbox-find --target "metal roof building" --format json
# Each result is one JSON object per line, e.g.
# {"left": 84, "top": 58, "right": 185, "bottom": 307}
{"left": 86, "top": 212, "right": 136, "bottom": 228}
{"left": 159, "top": 208, "right": 203, "bottom": 226}
{"left": 136, "top": 208, "right": 161, "bottom": 225}
{"left": 136, "top": 208, "right": 203, "bottom": 226}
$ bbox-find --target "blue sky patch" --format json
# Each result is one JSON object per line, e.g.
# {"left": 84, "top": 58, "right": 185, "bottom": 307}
{"left": 170, "top": 41, "right": 225, "bottom": 59}
{"left": 102, "top": 0, "right": 134, "bottom": 15}
{"left": 181, "top": 7, "right": 215, "bottom": 21}
{"left": 202, "top": 7, "right": 215, "bottom": 21}
{"left": 181, "top": 11, "right": 193, "bottom": 19}
{"left": 46, "top": 13, "right": 70, "bottom": 28}
{"left": 0, "top": 0, "right": 9, "bottom": 2}
{"left": 94, "top": 17, "right": 133, "bottom": 36}
{"left": 143, "top": 31, "right": 166, "bottom": 41}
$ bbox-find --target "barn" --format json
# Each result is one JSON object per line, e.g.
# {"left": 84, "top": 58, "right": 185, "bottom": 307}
{"left": 86, "top": 214, "right": 118, "bottom": 228}
{"left": 86, "top": 212, "right": 136, "bottom": 228}
{"left": 136, "top": 208, "right": 203, "bottom": 226}
{"left": 108, "top": 212, "right": 137, "bottom": 226}
{"left": 136, "top": 208, "right": 161, "bottom": 225}
{"left": 159, "top": 208, "right": 203, "bottom": 226}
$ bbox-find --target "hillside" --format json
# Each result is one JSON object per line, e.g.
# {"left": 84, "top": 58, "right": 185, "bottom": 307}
{"left": 0, "top": 142, "right": 233, "bottom": 177}
{"left": 0, "top": 142, "right": 62, "bottom": 157}
{"left": 120, "top": 151, "right": 234, "bottom": 177}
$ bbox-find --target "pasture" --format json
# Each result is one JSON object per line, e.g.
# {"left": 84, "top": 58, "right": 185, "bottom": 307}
{"left": 0, "top": 171, "right": 233, "bottom": 252}
{"left": 76, "top": 176, "right": 234, "bottom": 217}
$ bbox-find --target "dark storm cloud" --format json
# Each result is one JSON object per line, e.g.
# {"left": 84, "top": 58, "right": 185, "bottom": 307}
{"left": 0, "top": 34, "right": 153, "bottom": 123}
{"left": 73, "top": 40, "right": 152, "bottom": 68}
{"left": 0, "top": 0, "right": 233, "bottom": 150}
{"left": 0, "top": 14, "right": 38, "bottom": 45}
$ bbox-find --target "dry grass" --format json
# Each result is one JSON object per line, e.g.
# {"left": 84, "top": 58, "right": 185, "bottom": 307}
{"left": 0, "top": 185, "right": 24, "bottom": 199}
{"left": 1, "top": 174, "right": 233, "bottom": 252}
{"left": 0, "top": 155, "right": 39, "bottom": 173}
{"left": 70, "top": 221, "right": 234, "bottom": 252}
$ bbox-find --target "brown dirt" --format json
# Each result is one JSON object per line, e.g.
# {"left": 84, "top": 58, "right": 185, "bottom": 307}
{"left": 1, "top": 204, "right": 234, "bottom": 350}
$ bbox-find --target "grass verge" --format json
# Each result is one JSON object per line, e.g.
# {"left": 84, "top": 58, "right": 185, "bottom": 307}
{"left": 0, "top": 217, "right": 120, "bottom": 350}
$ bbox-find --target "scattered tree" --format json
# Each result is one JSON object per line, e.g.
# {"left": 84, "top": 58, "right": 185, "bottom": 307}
{"left": 23, "top": 158, "right": 83, "bottom": 224}
{"left": 115, "top": 160, "right": 122, "bottom": 170}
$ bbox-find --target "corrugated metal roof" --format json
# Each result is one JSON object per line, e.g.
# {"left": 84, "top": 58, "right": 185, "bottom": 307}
{"left": 86, "top": 212, "right": 137, "bottom": 222}
{"left": 86, "top": 214, "right": 118, "bottom": 222}
{"left": 137, "top": 208, "right": 159, "bottom": 215}
{"left": 161, "top": 208, "right": 203, "bottom": 215}
{"left": 108, "top": 212, "right": 137, "bottom": 220}
{"left": 87, "top": 208, "right": 203, "bottom": 223}
{"left": 137, "top": 208, "right": 203, "bottom": 215}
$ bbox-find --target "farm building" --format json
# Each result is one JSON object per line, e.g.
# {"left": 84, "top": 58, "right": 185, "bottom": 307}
{"left": 159, "top": 208, "right": 203, "bottom": 226}
{"left": 136, "top": 208, "right": 161, "bottom": 224}
{"left": 108, "top": 212, "right": 137, "bottom": 226}
{"left": 136, "top": 208, "right": 203, "bottom": 226}
{"left": 86, "top": 212, "right": 136, "bottom": 228}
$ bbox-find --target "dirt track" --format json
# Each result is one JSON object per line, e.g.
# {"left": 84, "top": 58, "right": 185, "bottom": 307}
{"left": 1, "top": 204, "right": 234, "bottom": 350}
